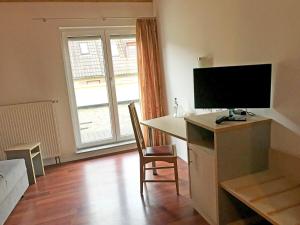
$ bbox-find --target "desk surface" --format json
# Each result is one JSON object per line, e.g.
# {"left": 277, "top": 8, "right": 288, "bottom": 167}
{"left": 185, "top": 112, "right": 271, "bottom": 133}
{"left": 140, "top": 112, "right": 271, "bottom": 140}
{"left": 5, "top": 142, "right": 40, "bottom": 152}
{"left": 140, "top": 116, "right": 186, "bottom": 140}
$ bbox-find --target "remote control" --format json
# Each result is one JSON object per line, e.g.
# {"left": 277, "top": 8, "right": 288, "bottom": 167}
{"left": 215, "top": 116, "right": 228, "bottom": 124}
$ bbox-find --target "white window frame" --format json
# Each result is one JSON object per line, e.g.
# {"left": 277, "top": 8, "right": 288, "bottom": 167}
{"left": 61, "top": 26, "right": 137, "bottom": 150}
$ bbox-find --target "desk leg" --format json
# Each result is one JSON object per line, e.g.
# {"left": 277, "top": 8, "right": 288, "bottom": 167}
{"left": 148, "top": 127, "right": 158, "bottom": 175}
{"left": 33, "top": 152, "right": 45, "bottom": 176}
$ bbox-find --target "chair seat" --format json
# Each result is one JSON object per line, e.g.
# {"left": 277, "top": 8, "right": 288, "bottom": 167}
{"left": 145, "top": 145, "right": 174, "bottom": 156}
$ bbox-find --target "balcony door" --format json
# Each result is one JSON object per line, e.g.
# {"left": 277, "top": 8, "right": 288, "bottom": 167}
{"left": 62, "top": 28, "right": 140, "bottom": 150}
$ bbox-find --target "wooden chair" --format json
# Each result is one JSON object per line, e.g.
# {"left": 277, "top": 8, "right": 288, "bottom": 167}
{"left": 128, "top": 102, "right": 179, "bottom": 195}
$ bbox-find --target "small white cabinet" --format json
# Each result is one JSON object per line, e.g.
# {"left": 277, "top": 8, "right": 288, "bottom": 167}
{"left": 189, "top": 144, "right": 217, "bottom": 225}
{"left": 185, "top": 112, "right": 271, "bottom": 225}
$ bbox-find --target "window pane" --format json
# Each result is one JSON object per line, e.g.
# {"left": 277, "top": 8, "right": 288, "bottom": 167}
{"left": 110, "top": 35, "right": 140, "bottom": 137}
{"left": 79, "top": 43, "right": 89, "bottom": 54}
{"left": 68, "top": 37, "right": 113, "bottom": 144}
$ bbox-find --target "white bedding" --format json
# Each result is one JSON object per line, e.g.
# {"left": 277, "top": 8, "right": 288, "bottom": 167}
{"left": 0, "top": 159, "right": 27, "bottom": 204}
{"left": 0, "top": 159, "right": 29, "bottom": 225}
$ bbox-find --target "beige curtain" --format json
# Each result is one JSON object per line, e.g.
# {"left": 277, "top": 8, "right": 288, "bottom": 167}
{"left": 136, "top": 18, "right": 167, "bottom": 146}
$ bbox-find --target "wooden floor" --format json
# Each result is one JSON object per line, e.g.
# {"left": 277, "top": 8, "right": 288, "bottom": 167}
{"left": 5, "top": 151, "right": 208, "bottom": 225}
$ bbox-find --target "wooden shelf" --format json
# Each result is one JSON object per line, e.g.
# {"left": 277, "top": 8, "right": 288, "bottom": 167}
{"left": 6, "top": 142, "right": 40, "bottom": 151}
{"left": 186, "top": 121, "right": 215, "bottom": 150}
{"left": 31, "top": 152, "right": 40, "bottom": 158}
{"left": 221, "top": 170, "right": 300, "bottom": 225}
{"left": 188, "top": 143, "right": 214, "bottom": 154}
{"left": 227, "top": 216, "right": 268, "bottom": 225}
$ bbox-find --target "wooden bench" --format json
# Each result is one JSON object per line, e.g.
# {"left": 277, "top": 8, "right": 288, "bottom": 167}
{"left": 221, "top": 150, "right": 300, "bottom": 225}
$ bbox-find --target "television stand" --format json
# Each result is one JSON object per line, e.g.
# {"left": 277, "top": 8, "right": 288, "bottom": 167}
{"left": 215, "top": 109, "right": 247, "bottom": 124}
{"left": 185, "top": 112, "right": 271, "bottom": 225}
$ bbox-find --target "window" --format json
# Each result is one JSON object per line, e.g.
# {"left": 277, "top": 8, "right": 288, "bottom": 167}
{"left": 62, "top": 28, "right": 140, "bottom": 150}
{"left": 79, "top": 42, "right": 89, "bottom": 54}
{"left": 111, "top": 42, "right": 119, "bottom": 57}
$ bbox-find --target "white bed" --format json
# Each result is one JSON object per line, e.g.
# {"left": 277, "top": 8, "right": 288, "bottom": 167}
{"left": 0, "top": 159, "right": 29, "bottom": 225}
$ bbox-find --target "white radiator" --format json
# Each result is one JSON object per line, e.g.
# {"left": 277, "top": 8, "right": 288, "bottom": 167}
{"left": 0, "top": 101, "right": 60, "bottom": 160}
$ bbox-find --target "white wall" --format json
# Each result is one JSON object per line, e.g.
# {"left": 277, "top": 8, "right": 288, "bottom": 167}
{"left": 0, "top": 2, "right": 153, "bottom": 163}
{"left": 154, "top": 0, "right": 300, "bottom": 160}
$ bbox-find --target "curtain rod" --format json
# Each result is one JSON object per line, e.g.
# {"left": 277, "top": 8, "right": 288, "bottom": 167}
{"left": 103, "top": 16, "right": 155, "bottom": 20}
{"left": 32, "top": 16, "right": 155, "bottom": 22}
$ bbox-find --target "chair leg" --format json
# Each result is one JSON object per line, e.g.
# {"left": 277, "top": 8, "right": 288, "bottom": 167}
{"left": 174, "top": 159, "right": 179, "bottom": 195}
{"left": 140, "top": 163, "right": 144, "bottom": 195}
{"left": 152, "top": 161, "right": 158, "bottom": 175}
{"left": 143, "top": 164, "right": 146, "bottom": 183}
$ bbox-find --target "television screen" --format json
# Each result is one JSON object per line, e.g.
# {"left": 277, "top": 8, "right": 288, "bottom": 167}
{"left": 194, "top": 64, "right": 272, "bottom": 109}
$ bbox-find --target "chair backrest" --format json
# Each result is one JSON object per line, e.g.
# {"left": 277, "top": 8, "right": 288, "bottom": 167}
{"left": 128, "top": 102, "right": 145, "bottom": 158}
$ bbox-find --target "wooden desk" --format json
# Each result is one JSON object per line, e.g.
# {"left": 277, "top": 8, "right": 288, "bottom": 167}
{"left": 140, "top": 116, "right": 186, "bottom": 175}
{"left": 5, "top": 142, "right": 45, "bottom": 185}
{"left": 141, "top": 112, "right": 273, "bottom": 225}
{"left": 140, "top": 115, "right": 187, "bottom": 141}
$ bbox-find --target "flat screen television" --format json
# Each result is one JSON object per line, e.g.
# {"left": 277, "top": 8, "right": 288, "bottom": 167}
{"left": 193, "top": 64, "right": 272, "bottom": 123}
{"left": 194, "top": 64, "right": 272, "bottom": 109}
